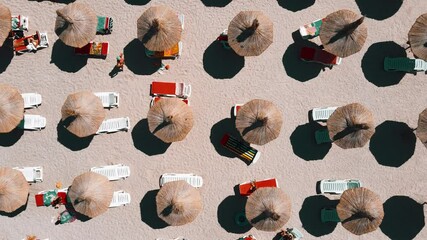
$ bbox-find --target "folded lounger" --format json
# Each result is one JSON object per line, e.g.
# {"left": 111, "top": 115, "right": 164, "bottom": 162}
{"left": 311, "top": 107, "right": 338, "bottom": 121}
{"left": 18, "top": 114, "right": 46, "bottom": 131}
{"left": 96, "top": 117, "right": 130, "bottom": 134}
{"left": 319, "top": 179, "right": 361, "bottom": 194}
{"left": 299, "top": 18, "right": 323, "bottom": 39}
{"left": 96, "top": 16, "right": 113, "bottom": 34}
{"left": 150, "top": 96, "right": 189, "bottom": 107}
{"left": 150, "top": 81, "right": 191, "bottom": 98}
{"left": 315, "top": 129, "right": 332, "bottom": 144}
{"left": 321, "top": 208, "right": 341, "bottom": 223}
{"left": 239, "top": 178, "right": 278, "bottom": 196}
{"left": 94, "top": 92, "right": 119, "bottom": 108}
{"left": 220, "top": 133, "right": 261, "bottom": 165}
{"left": 21, "top": 93, "right": 42, "bottom": 109}
{"left": 159, "top": 173, "right": 203, "bottom": 188}
{"left": 384, "top": 57, "right": 427, "bottom": 73}
{"left": 90, "top": 164, "right": 130, "bottom": 181}
{"left": 300, "top": 47, "right": 342, "bottom": 67}
{"left": 109, "top": 190, "right": 131, "bottom": 207}
{"left": 74, "top": 41, "right": 109, "bottom": 57}
{"left": 13, "top": 166, "right": 43, "bottom": 183}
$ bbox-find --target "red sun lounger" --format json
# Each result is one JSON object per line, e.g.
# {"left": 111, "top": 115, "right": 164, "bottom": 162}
{"left": 74, "top": 41, "right": 109, "bottom": 57}
{"left": 150, "top": 81, "right": 191, "bottom": 98}
{"left": 238, "top": 178, "right": 278, "bottom": 196}
{"left": 300, "top": 47, "right": 342, "bottom": 68}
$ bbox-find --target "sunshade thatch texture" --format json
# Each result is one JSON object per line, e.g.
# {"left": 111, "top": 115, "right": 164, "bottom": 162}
{"left": 235, "top": 99, "right": 283, "bottom": 145}
{"left": 416, "top": 108, "right": 427, "bottom": 148}
{"left": 68, "top": 172, "right": 113, "bottom": 218}
{"left": 0, "top": 167, "right": 29, "bottom": 213}
{"left": 148, "top": 98, "right": 193, "bottom": 143}
{"left": 156, "top": 180, "right": 202, "bottom": 226}
{"left": 137, "top": 5, "right": 182, "bottom": 51}
{"left": 245, "top": 187, "right": 291, "bottom": 231}
{"left": 228, "top": 11, "right": 273, "bottom": 56}
{"left": 61, "top": 91, "right": 106, "bottom": 138}
{"left": 0, "top": 84, "right": 24, "bottom": 133}
{"left": 337, "top": 187, "right": 384, "bottom": 235}
{"left": 55, "top": 2, "right": 97, "bottom": 48}
{"left": 0, "top": 4, "right": 11, "bottom": 47}
{"left": 319, "top": 9, "right": 367, "bottom": 58}
{"left": 327, "top": 103, "right": 375, "bottom": 149}
{"left": 409, "top": 13, "right": 427, "bottom": 61}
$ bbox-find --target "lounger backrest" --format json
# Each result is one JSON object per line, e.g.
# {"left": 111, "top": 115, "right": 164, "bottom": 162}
{"left": 160, "top": 174, "right": 203, "bottom": 188}
{"left": 117, "top": 166, "right": 130, "bottom": 178}
{"left": 94, "top": 92, "right": 119, "bottom": 108}
{"left": 220, "top": 134, "right": 261, "bottom": 165}
{"left": 312, "top": 107, "right": 337, "bottom": 121}
{"left": 414, "top": 59, "right": 427, "bottom": 71}
{"left": 110, "top": 191, "right": 131, "bottom": 207}
{"left": 97, "top": 117, "right": 130, "bottom": 133}
{"left": 21, "top": 114, "right": 46, "bottom": 130}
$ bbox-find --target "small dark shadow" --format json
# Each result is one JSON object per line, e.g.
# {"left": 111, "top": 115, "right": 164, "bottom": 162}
{"left": 315, "top": 181, "right": 321, "bottom": 194}
{"left": 131, "top": 119, "right": 171, "bottom": 156}
{"left": 57, "top": 120, "right": 94, "bottom": 151}
{"left": 217, "top": 195, "right": 251, "bottom": 233}
{"left": 200, "top": 0, "right": 231, "bottom": 7}
{"left": 109, "top": 66, "right": 122, "bottom": 78}
{"left": 277, "top": 0, "right": 315, "bottom": 12}
{"left": 0, "top": 194, "right": 28, "bottom": 217}
{"left": 0, "top": 127, "right": 24, "bottom": 147}
{"left": 0, "top": 39, "right": 14, "bottom": 74}
{"left": 124, "top": 0, "right": 150, "bottom": 5}
{"left": 210, "top": 118, "right": 243, "bottom": 158}
{"left": 29, "top": 0, "right": 75, "bottom": 3}
{"left": 203, "top": 41, "right": 244, "bottom": 79}
{"left": 356, "top": 0, "right": 403, "bottom": 20}
{"left": 369, "top": 121, "right": 416, "bottom": 167}
{"left": 283, "top": 43, "right": 323, "bottom": 82}
{"left": 380, "top": 196, "right": 425, "bottom": 240}
{"left": 299, "top": 195, "right": 339, "bottom": 237}
{"left": 361, "top": 41, "right": 407, "bottom": 87}
{"left": 140, "top": 190, "right": 168, "bottom": 229}
{"left": 124, "top": 39, "right": 160, "bottom": 75}
{"left": 50, "top": 40, "right": 88, "bottom": 73}
{"left": 290, "top": 123, "right": 331, "bottom": 161}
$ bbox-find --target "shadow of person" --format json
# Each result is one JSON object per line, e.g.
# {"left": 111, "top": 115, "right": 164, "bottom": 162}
{"left": 0, "top": 194, "right": 28, "bottom": 217}
{"left": 380, "top": 196, "right": 425, "bottom": 240}
{"left": 283, "top": 43, "right": 323, "bottom": 82}
{"left": 369, "top": 121, "right": 416, "bottom": 167}
{"left": 200, "top": 0, "right": 231, "bottom": 7}
{"left": 203, "top": 41, "right": 244, "bottom": 79}
{"left": 361, "top": 41, "right": 407, "bottom": 87}
{"left": 131, "top": 119, "right": 171, "bottom": 156}
{"left": 124, "top": 0, "right": 150, "bottom": 5}
{"left": 299, "top": 195, "right": 339, "bottom": 237}
{"left": 0, "top": 38, "right": 14, "bottom": 74}
{"left": 210, "top": 118, "right": 244, "bottom": 158}
{"left": 140, "top": 190, "right": 168, "bottom": 229}
{"left": 109, "top": 66, "right": 121, "bottom": 78}
{"left": 217, "top": 195, "right": 251, "bottom": 233}
{"left": 56, "top": 120, "right": 94, "bottom": 151}
{"left": 123, "top": 39, "right": 160, "bottom": 75}
{"left": 277, "top": 0, "right": 315, "bottom": 12}
{"left": 290, "top": 123, "right": 331, "bottom": 161}
{"left": 50, "top": 40, "right": 88, "bottom": 73}
{"left": 356, "top": 0, "right": 403, "bottom": 21}
{"left": 0, "top": 127, "right": 24, "bottom": 147}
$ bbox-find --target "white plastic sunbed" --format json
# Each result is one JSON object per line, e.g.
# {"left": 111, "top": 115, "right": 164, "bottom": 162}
{"left": 94, "top": 92, "right": 119, "bottom": 108}
{"left": 18, "top": 114, "right": 46, "bottom": 130}
{"left": 21, "top": 93, "right": 42, "bottom": 109}
{"left": 159, "top": 173, "right": 203, "bottom": 188}
{"left": 96, "top": 117, "right": 130, "bottom": 134}
{"left": 13, "top": 166, "right": 43, "bottom": 183}
{"left": 90, "top": 164, "right": 130, "bottom": 181}
{"left": 312, "top": 107, "right": 338, "bottom": 121}
{"left": 320, "top": 179, "right": 362, "bottom": 194}
{"left": 109, "top": 190, "right": 131, "bottom": 207}
{"left": 178, "top": 14, "right": 184, "bottom": 30}
{"left": 287, "top": 228, "right": 304, "bottom": 240}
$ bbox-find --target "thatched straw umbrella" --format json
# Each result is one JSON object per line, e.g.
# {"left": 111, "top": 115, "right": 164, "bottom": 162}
{"left": 0, "top": 4, "right": 11, "bottom": 47}
{"left": 228, "top": 11, "right": 273, "bottom": 56}
{"left": 327, "top": 103, "right": 375, "bottom": 149}
{"left": 409, "top": 13, "right": 427, "bottom": 61}
{"left": 337, "top": 187, "right": 384, "bottom": 235}
{"left": 61, "top": 91, "right": 105, "bottom": 138}
{"left": 0, "top": 84, "right": 24, "bottom": 133}
{"left": 0, "top": 167, "right": 29, "bottom": 213}
{"left": 147, "top": 98, "right": 193, "bottom": 143}
{"left": 68, "top": 172, "right": 113, "bottom": 218}
{"left": 245, "top": 187, "right": 291, "bottom": 231}
{"left": 55, "top": 2, "right": 97, "bottom": 48}
{"left": 235, "top": 99, "right": 283, "bottom": 145}
{"left": 319, "top": 9, "right": 367, "bottom": 58}
{"left": 156, "top": 180, "right": 202, "bottom": 226}
{"left": 137, "top": 5, "right": 182, "bottom": 51}
{"left": 416, "top": 108, "right": 427, "bottom": 148}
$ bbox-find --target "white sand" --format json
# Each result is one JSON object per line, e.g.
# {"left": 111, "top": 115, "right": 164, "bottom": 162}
{"left": 1, "top": 0, "right": 427, "bottom": 239}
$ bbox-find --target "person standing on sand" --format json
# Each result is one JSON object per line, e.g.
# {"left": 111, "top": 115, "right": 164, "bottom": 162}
{"left": 116, "top": 53, "right": 124, "bottom": 71}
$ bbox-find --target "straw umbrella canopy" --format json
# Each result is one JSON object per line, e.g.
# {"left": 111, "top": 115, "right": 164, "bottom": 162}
{"left": 0, "top": 167, "right": 29, "bottom": 213}
{"left": 409, "top": 13, "right": 427, "bottom": 61}
{"left": 0, "top": 84, "right": 24, "bottom": 133}
{"left": 337, "top": 187, "right": 384, "bottom": 235}
{"left": 156, "top": 180, "right": 202, "bottom": 226}
{"left": 55, "top": 2, "right": 97, "bottom": 48}
{"left": 61, "top": 91, "right": 106, "bottom": 138}
{"left": 147, "top": 98, "right": 193, "bottom": 143}
{"left": 137, "top": 5, "right": 182, "bottom": 51}
{"left": 235, "top": 99, "right": 283, "bottom": 145}
{"left": 319, "top": 9, "right": 367, "bottom": 58}
{"left": 416, "top": 108, "right": 427, "bottom": 148}
{"left": 0, "top": 4, "right": 11, "bottom": 47}
{"left": 245, "top": 187, "right": 291, "bottom": 232}
{"left": 68, "top": 172, "right": 113, "bottom": 218}
{"left": 228, "top": 11, "right": 273, "bottom": 56}
{"left": 327, "top": 103, "right": 375, "bottom": 149}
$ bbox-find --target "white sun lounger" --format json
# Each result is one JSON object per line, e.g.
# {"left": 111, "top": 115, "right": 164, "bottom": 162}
{"left": 18, "top": 114, "right": 46, "bottom": 130}
{"left": 13, "top": 166, "right": 43, "bottom": 183}
{"left": 178, "top": 14, "right": 184, "bottom": 30}
{"left": 109, "top": 190, "right": 131, "bottom": 207}
{"left": 94, "top": 92, "right": 119, "bottom": 108}
{"left": 21, "top": 93, "right": 42, "bottom": 109}
{"left": 96, "top": 117, "right": 130, "bottom": 134}
{"left": 159, "top": 173, "right": 203, "bottom": 188}
{"left": 90, "top": 164, "right": 130, "bottom": 181}
{"left": 320, "top": 179, "right": 362, "bottom": 194}
{"left": 233, "top": 104, "right": 243, "bottom": 117}
{"left": 312, "top": 107, "right": 338, "bottom": 121}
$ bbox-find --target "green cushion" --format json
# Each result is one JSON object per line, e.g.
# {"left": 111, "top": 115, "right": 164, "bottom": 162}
{"left": 315, "top": 129, "right": 332, "bottom": 144}
{"left": 384, "top": 57, "right": 415, "bottom": 72}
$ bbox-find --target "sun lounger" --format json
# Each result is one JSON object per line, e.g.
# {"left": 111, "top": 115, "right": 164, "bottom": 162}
{"left": 155, "top": 237, "right": 187, "bottom": 240}
{"left": 90, "top": 164, "right": 130, "bottom": 181}
{"left": 18, "top": 114, "right": 46, "bottom": 131}
{"left": 320, "top": 179, "right": 361, "bottom": 194}
{"left": 145, "top": 41, "right": 183, "bottom": 59}
{"left": 178, "top": 14, "right": 185, "bottom": 30}
{"left": 300, "top": 47, "right": 342, "bottom": 68}
{"left": 74, "top": 41, "right": 109, "bottom": 58}
{"left": 96, "top": 16, "right": 113, "bottom": 34}
{"left": 384, "top": 57, "right": 427, "bottom": 73}
{"left": 150, "top": 96, "right": 189, "bottom": 107}
{"left": 11, "top": 15, "right": 28, "bottom": 32}
{"left": 13, "top": 166, "right": 43, "bottom": 183}
{"left": 221, "top": 133, "right": 261, "bottom": 165}
{"left": 159, "top": 173, "right": 203, "bottom": 188}
{"left": 150, "top": 81, "right": 191, "bottom": 98}
{"left": 94, "top": 92, "right": 119, "bottom": 108}
{"left": 35, "top": 188, "right": 68, "bottom": 207}
{"left": 13, "top": 31, "right": 49, "bottom": 54}
{"left": 21, "top": 93, "right": 42, "bottom": 109}
{"left": 233, "top": 104, "right": 243, "bottom": 117}
{"left": 96, "top": 117, "right": 130, "bottom": 134}
{"left": 238, "top": 235, "right": 256, "bottom": 240}
{"left": 321, "top": 208, "right": 340, "bottom": 223}
{"left": 312, "top": 107, "right": 338, "bottom": 121}
{"left": 109, "top": 190, "right": 131, "bottom": 207}
{"left": 299, "top": 18, "right": 323, "bottom": 39}
{"left": 315, "top": 129, "right": 332, "bottom": 144}
{"left": 287, "top": 228, "right": 304, "bottom": 240}
{"left": 239, "top": 178, "right": 278, "bottom": 196}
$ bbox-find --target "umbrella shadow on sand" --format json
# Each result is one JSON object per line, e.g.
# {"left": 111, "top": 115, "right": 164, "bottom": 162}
{"left": 356, "top": 0, "right": 403, "bottom": 21}
{"left": 131, "top": 119, "right": 171, "bottom": 156}
{"left": 0, "top": 39, "right": 14, "bottom": 74}
{"left": 0, "top": 194, "right": 28, "bottom": 217}
{"left": 217, "top": 195, "right": 251, "bottom": 234}
{"left": 203, "top": 41, "right": 245, "bottom": 79}
{"left": 124, "top": 39, "right": 160, "bottom": 75}
{"left": 56, "top": 120, "right": 94, "bottom": 151}
{"left": 140, "top": 190, "right": 168, "bottom": 229}
{"left": 283, "top": 42, "right": 323, "bottom": 82}
{"left": 50, "top": 40, "right": 88, "bottom": 73}
{"left": 290, "top": 122, "right": 332, "bottom": 161}
{"left": 124, "top": 0, "right": 150, "bottom": 5}
{"left": 277, "top": 0, "right": 315, "bottom": 12}
{"left": 0, "top": 127, "right": 24, "bottom": 147}
{"left": 299, "top": 195, "right": 339, "bottom": 237}
{"left": 200, "top": 0, "right": 231, "bottom": 7}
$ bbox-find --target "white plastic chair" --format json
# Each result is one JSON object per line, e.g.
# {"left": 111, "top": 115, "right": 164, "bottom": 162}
{"left": 21, "top": 93, "right": 42, "bottom": 109}
{"left": 96, "top": 117, "right": 130, "bottom": 134}
{"left": 109, "top": 190, "right": 131, "bottom": 207}
{"left": 160, "top": 173, "right": 203, "bottom": 188}
{"left": 13, "top": 166, "right": 43, "bottom": 183}
{"left": 319, "top": 179, "right": 361, "bottom": 194}
{"left": 312, "top": 107, "right": 338, "bottom": 121}
{"left": 94, "top": 92, "right": 119, "bottom": 108}
{"left": 90, "top": 164, "right": 130, "bottom": 181}
{"left": 18, "top": 114, "right": 46, "bottom": 130}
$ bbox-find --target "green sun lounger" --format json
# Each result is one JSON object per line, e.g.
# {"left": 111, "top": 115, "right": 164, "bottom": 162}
{"left": 384, "top": 57, "right": 427, "bottom": 73}
{"left": 321, "top": 208, "right": 340, "bottom": 223}
{"left": 315, "top": 129, "right": 332, "bottom": 144}
{"left": 299, "top": 19, "right": 323, "bottom": 39}
{"left": 97, "top": 16, "right": 113, "bottom": 34}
